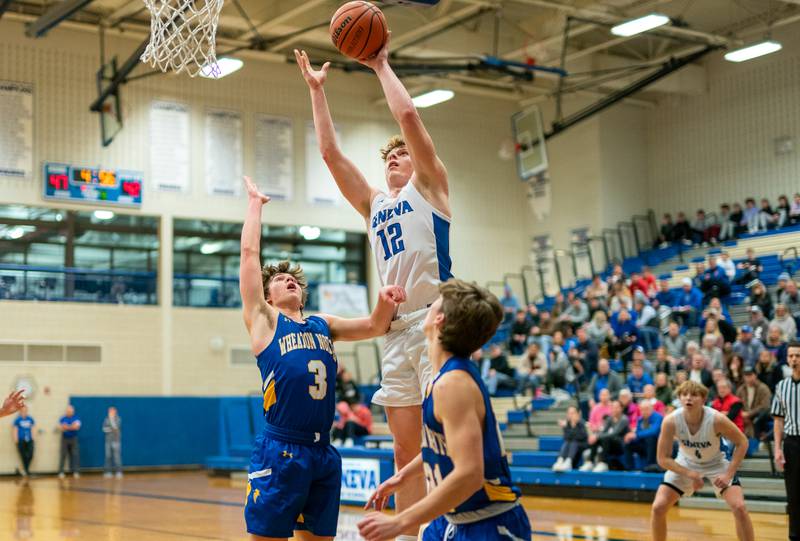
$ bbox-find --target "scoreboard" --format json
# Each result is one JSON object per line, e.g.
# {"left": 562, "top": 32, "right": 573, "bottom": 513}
{"left": 43, "top": 163, "right": 143, "bottom": 207}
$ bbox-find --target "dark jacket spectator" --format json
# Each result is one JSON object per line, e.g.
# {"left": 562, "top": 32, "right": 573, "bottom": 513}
{"left": 735, "top": 369, "right": 772, "bottom": 439}
{"left": 735, "top": 249, "right": 763, "bottom": 285}
{"left": 582, "top": 400, "right": 629, "bottom": 472}
{"left": 654, "top": 373, "right": 674, "bottom": 406}
{"left": 754, "top": 350, "right": 782, "bottom": 393}
{"left": 509, "top": 310, "right": 532, "bottom": 355}
{"left": 588, "top": 359, "right": 623, "bottom": 401}
{"left": 749, "top": 306, "right": 771, "bottom": 343}
{"left": 552, "top": 406, "right": 588, "bottom": 471}
{"left": 749, "top": 281, "right": 773, "bottom": 319}
{"left": 688, "top": 353, "right": 714, "bottom": 388}
{"left": 732, "top": 327, "right": 765, "bottom": 368}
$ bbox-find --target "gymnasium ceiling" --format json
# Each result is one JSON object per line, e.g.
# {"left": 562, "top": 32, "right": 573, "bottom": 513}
{"left": 3, "top": 0, "right": 800, "bottom": 106}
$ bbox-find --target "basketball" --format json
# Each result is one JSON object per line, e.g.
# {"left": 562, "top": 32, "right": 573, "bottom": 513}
{"left": 329, "top": 1, "right": 388, "bottom": 61}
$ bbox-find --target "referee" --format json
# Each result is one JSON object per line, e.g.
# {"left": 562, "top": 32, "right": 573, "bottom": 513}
{"left": 772, "top": 340, "right": 800, "bottom": 541}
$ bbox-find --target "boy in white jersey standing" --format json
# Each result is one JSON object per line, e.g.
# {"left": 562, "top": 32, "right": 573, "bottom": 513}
{"left": 296, "top": 35, "right": 451, "bottom": 541}
{"left": 651, "top": 380, "right": 754, "bottom": 541}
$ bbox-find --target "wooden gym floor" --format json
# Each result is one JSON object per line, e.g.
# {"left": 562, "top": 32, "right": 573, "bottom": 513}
{"left": 0, "top": 471, "right": 787, "bottom": 540}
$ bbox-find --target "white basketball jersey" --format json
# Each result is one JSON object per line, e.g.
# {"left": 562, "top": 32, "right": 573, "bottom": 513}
{"left": 368, "top": 181, "right": 452, "bottom": 315}
{"left": 673, "top": 406, "right": 724, "bottom": 466}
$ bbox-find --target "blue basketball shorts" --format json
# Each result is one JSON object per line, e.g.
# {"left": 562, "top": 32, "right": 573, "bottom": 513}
{"left": 422, "top": 504, "right": 531, "bottom": 541}
{"left": 244, "top": 434, "right": 342, "bottom": 538}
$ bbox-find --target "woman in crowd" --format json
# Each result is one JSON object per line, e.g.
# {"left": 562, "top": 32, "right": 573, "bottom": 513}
{"left": 552, "top": 405, "right": 588, "bottom": 472}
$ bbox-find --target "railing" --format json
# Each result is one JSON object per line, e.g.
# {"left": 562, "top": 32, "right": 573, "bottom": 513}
{"left": 617, "top": 221, "right": 639, "bottom": 259}
{"left": 780, "top": 247, "right": 798, "bottom": 273}
{"left": 602, "top": 228, "right": 623, "bottom": 263}
{"left": 504, "top": 272, "right": 530, "bottom": 306}
{"left": 632, "top": 214, "right": 654, "bottom": 252}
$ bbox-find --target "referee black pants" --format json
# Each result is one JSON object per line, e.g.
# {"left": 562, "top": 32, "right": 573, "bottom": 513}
{"left": 786, "top": 436, "right": 800, "bottom": 540}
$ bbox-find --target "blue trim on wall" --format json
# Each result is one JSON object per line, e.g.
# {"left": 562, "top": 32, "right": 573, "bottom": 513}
{"left": 432, "top": 213, "right": 453, "bottom": 281}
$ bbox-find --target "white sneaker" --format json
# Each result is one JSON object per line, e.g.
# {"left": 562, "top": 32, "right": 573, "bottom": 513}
{"left": 343, "top": 438, "right": 355, "bottom": 448}
{"left": 103, "top": 472, "right": 113, "bottom": 479}
{"left": 73, "top": 472, "right": 80, "bottom": 479}
{"left": 551, "top": 457, "right": 564, "bottom": 471}
{"left": 592, "top": 462, "right": 609, "bottom": 473}
{"left": 579, "top": 461, "right": 595, "bottom": 472}
{"left": 58, "top": 472, "right": 65, "bottom": 479}
{"left": 115, "top": 472, "right": 123, "bottom": 479}
{"left": 561, "top": 457, "right": 572, "bottom": 471}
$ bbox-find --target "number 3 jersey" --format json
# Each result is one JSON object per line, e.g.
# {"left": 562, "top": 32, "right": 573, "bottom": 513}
{"left": 368, "top": 181, "right": 452, "bottom": 315}
{"left": 421, "top": 357, "right": 521, "bottom": 524}
{"left": 255, "top": 314, "right": 338, "bottom": 440}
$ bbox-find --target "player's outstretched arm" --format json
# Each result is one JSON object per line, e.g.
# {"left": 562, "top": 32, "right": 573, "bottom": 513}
{"left": 713, "top": 413, "right": 748, "bottom": 489}
{"left": 360, "top": 35, "right": 449, "bottom": 212}
{"left": 240, "top": 177, "right": 278, "bottom": 352}
{"left": 295, "top": 49, "right": 378, "bottom": 219}
{"left": 358, "top": 372, "right": 484, "bottom": 541}
{"left": 323, "top": 286, "right": 406, "bottom": 342}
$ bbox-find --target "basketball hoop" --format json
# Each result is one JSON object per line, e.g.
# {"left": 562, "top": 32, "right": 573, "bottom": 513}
{"left": 140, "top": 0, "right": 225, "bottom": 77}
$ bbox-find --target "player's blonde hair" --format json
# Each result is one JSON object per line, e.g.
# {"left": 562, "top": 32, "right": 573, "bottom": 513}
{"left": 380, "top": 135, "right": 406, "bottom": 161}
{"left": 437, "top": 279, "right": 503, "bottom": 357}
{"left": 675, "top": 380, "right": 709, "bottom": 400}
{"left": 261, "top": 260, "right": 308, "bottom": 306}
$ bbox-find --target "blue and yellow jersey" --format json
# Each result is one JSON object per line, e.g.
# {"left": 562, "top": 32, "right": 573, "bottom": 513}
{"left": 256, "top": 314, "right": 338, "bottom": 444}
{"left": 421, "top": 356, "right": 521, "bottom": 523}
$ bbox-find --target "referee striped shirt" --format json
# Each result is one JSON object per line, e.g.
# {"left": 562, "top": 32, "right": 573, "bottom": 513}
{"left": 771, "top": 376, "right": 800, "bottom": 436}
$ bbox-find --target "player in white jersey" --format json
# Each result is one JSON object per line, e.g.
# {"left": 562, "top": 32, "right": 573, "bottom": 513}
{"left": 296, "top": 35, "right": 450, "bottom": 540}
{"left": 651, "top": 380, "right": 754, "bottom": 541}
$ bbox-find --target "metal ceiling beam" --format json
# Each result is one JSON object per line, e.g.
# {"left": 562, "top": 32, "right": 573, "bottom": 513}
{"left": 501, "top": 23, "right": 596, "bottom": 63}
{"left": 0, "top": 0, "right": 14, "bottom": 21}
{"left": 25, "top": 0, "right": 95, "bottom": 37}
{"left": 104, "top": 0, "right": 145, "bottom": 27}
{"left": 237, "top": 0, "right": 328, "bottom": 41}
{"left": 391, "top": 3, "right": 492, "bottom": 50}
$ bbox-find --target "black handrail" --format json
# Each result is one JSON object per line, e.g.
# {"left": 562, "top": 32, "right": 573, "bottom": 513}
{"left": 618, "top": 221, "right": 639, "bottom": 258}
{"left": 504, "top": 272, "right": 529, "bottom": 306}
{"left": 780, "top": 247, "right": 798, "bottom": 272}
{"left": 602, "top": 228, "right": 622, "bottom": 263}
{"left": 589, "top": 235, "right": 610, "bottom": 271}
{"left": 632, "top": 214, "right": 652, "bottom": 251}
{"left": 571, "top": 240, "right": 595, "bottom": 277}
{"left": 521, "top": 264, "right": 545, "bottom": 302}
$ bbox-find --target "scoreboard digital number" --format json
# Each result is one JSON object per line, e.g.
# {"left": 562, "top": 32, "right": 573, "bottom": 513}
{"left": 43, "top": 163, "right": 143, "bottom": 207}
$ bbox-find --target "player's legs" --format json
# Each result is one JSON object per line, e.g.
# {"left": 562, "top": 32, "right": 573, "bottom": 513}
{"left": 386, "top": 404, "right": 425, "bottom": 537}
{"left": 650, "top": 484, "right": 682, "bottom": 541}
{"left": 722, "top": 485, "right": 754, "bottom": 541}
{"left": 297, "top": 445, "right": 341, "bottom": 539}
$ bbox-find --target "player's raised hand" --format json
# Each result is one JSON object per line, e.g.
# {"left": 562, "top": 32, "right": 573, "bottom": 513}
{"left": 363, "top": 473, "right": 403, "bottom": 511}
{"left": 294, "top": 49, "right": 330, "bottom": 89}
{"left": 0, "top": 389, "right": 25, "bottom": 418}
{"left": 357, "top": 511, "right": 404, "bottom": 541}
{"left": 358, "top": 32, "right": 391, "bottom": 71}
{"left": 243, "top": 176, "right": 270, "bottom": 205}
{"left": 379, "top": 285, "right": 406, "bottom": 306}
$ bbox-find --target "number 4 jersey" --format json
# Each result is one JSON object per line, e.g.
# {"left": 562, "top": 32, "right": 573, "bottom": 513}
{"left": 256, "top": 314, "right": 337, "bottom": 440}
{"left": 368, "top": 181, "right": 452, "bottom": 315}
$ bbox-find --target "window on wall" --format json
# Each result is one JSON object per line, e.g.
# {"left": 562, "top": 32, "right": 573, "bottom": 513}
{"left": 0, "top": 204, "right": 159, "bottom": 304}
{"left": 173, "top": 219, "right": 367, "bottom": 310}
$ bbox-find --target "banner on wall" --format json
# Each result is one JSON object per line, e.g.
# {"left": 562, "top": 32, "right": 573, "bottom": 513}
{"left": 205, "top": 108, "right": 243, "bottom": 196}
{"left": 0, "top": 80, "right": 33, "bottom": 179}
{"left": 254, "top": 114, "right": 293, "bottom": 200}
{"left": 341, "top": 457, "right": 380, "bottom": 503}
{"left": 150, "top": 100, "right": 191, "bottom": 192}
{"left": 318, "top": 284, "right": 369, "bottom": 318}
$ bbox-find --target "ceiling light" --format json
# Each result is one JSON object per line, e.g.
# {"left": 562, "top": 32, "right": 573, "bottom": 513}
{"left": 199, "top": 57, "right": 244, "bottom": 79}
{"left": 724, "top": 40, "right": 782, "bottom": 63}
{"left": 411, "top": 89, "right": 454, "bottom": 108}
{"left": 611, "top": 13, "right": 670, "bottom": 37}
{"left": 93, "top": 210, "right": 115, "bottom": 220}
{"left": 299, "top": 225, "right": 321, "bottom": 241}
{"left": 200, "top": 242, "right": 224, "bottom": 255}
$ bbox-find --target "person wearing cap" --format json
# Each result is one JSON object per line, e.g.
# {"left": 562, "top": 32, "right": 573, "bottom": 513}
{"left": 748, "top": 305, "right": 770, "bottom": 342}
{"left": 736, "top": 367, "right": 772, "bottom": 440}
{"left": 732, "top": 326, "right": 765, "bottom": 369}
{"left": 671, "top": 278, "right": 702, "bottom": 328}
{"left": 771, "top": 303, "right": 798, "bottom": 342}
{"left": 777, "top": 272, "right": 792, "bottom": 300}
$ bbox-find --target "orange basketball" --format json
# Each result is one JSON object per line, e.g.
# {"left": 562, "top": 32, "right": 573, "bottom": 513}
{"left": 330, "top": 1, "right": 388, "bottom": 61}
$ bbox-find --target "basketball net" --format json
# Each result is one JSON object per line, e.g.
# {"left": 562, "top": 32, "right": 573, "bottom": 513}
{"left": 140, "top": 0, "right": 225, "bottom": 77}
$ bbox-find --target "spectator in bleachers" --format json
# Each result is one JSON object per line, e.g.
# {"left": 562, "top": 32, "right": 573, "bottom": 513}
{"left": 712, "top": 379, "right": 745, "bottom": 433}
{"left": 735, "top": 248, "right": 763, "bottom": 285}
{"left": 779, "top": 280, "right": 800, "bottom": 328}
{"left": 642, "top": 266, "right": 658, "bottom": 294}
{"left": 580, "top": 400, "right": 629, "bottom": 472}
{"left": 754, "top": 349, "right": 782, "bottom": 393}
{"left": 629, "top": 271, "right": 652, "bottom": 300}
{"left": 718, "top": 203, "right": 735, "bottom": 241}
{"left": 618, "top": 388, "right": 641, "bottom": 430}
{"left": 742, "top": 198, "right": 761, "bottom": 234}
{"left": 584, "top": 274, "right": 609, "bottom": 303}
{"left": 701, "top": 319, "right": 724, "bottom": 350}
{"left": 633, "top": 298, "right": 660, "bottom": 351}
{"left": 703, "top": 306, "right": 737, "bottom": 344}
{"left": 608, "top": 281, "right": 633, "bottom": 313}
{"left": 654, "top": 278, "right": 674, "bottom": 320}
{"left": 672, "top": 212, "right": 692, "bottom": 245}
{"left": 332, "top": 394, "right": 373, "bottom": 447}
{"left": 736, "top": 367, "right": 772, "bottom": 440}
{"left": 719, "top": 251, "right": 736, "bottom": 282}
{"left": 545, "top": 343, "right": 572, "bottom": 393}
{"left": 335, "top": 366, "right": 361, "bottom": 405}
{"left": 748, "top": 306, "right": 770, "bottom": 342}
{"left": 764, "top": 324, "right": 789, "bottom": 366}
{"left": 655, "top": 213, "right": 674, "bottom": 248}
{"left": 663, "top": 321, "right": 687, "bottom": 365}
{"left": 790, "top": 192, "right": 800, "bottom": 224}
{"left": 671, "top": 278, "right": 702, "bottom": 328}
{"left": 588, "top": 388, "right": 613, "bottom": 432}
{"left": 623, "top": 399, "right": 663, "bottom": 471}
{"left": 500, "top": 284, "right": 520, "bottom": 323}
{"left": 690, "top": 209, "right": 715, "bottom": 246}
{"left": 516, "top": 342, "right": 546, "bottom": 396}
{"left": 759, "top": 198, "right": 779, "bottom": 230}
{"left": 776, "top": 194, "right": 791, "bottom": 227}
{"left": 748, "top": 280, "right": 773, "bottom": 319}
{"left": 777, "top": 272, "right": 791, "bottom": 300}
{"left": 509, "top": 309, "right": 531, "bottom": 355}
{"left": 684, "top": 340, "right": 700, "bottom": 369}
{"left": 725, "top": 354, "right": 745, "bottom": 390}
{"left": 526, "top": 303, "right": 540, "bottom": 325}
{"left": 642, "top": 384, "right": 666, "bottom": 414}
{"left": 710, "top": 368, "right": 727, "bottom": 399}
{"left": 586, "top": 297, "right": 606, "bottom": 321}
{"left": 611, "top": 308, "right": 638, "bottom": 364}
{"left": 730, "top": 202, "right": 746, "bottom": 236}
{"left": 529, "top": 309, "right": 556, "bottom": 357}
{"left": 732, "top": 326, "right": 764, "bottom": 368}
{"left": 551, "top": 292, "right": 567, "bottom": 319}
{"left": 552, "top": 405, "right": 588, "bottom": 472}
{"left": 688, "top": 352, "right": 714, "bottom": 388}
{"left": 653, "top": 347, "right": 673, "bottom": 376}
{"left": 559, "top": 293, "right": 589, "bottom": 330}
{"left": 700, "top": 333, "right": 724, "bottom": 371}
{"left": 629, "top": 346, "right": 654, "bottom": 376}
{"left": 482, "top": 343, "right": 517, "bottom": 396}
{"left": 608, "top": 263, "right": 625, "bottom": 285}
{"left": 627, "top": 364, "right": 653, "bottom": 399}
{"left": 698, "top": 256, "right": 730, "bottom": 304}
{"left": 654, "top": 373, "right": 674, "bottom": 408}
{"left": 588, "top": 358, "right": 623, "bottom": 402}
{"left": 586, "top": 310, "right": 614, "bottom": 350}
{"left": 568, "top": 327, "right": 599, "bottom": 379}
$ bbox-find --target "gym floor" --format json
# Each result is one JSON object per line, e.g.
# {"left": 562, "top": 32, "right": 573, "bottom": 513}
{"left": 0, "top": 472, "right": 787, "bottom": 540}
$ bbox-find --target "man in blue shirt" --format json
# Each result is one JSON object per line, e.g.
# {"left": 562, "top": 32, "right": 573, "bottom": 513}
{"left": 58, "top": 405, "right": 81, "bottom": 479}
{"left": 671, "top": 277, "right": 702, "bottom": 328}
{"left": 627, "top": 363, "right": 654, "bottom": 398}
{"left": 623, "top": 400, "right": 663, "bottom": 470}
{"left": 13, "top": 406, "right": 35, "bottom": 478}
